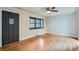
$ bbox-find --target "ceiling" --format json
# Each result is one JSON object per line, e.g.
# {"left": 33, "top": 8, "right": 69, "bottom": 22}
{"left": 19, "top": 7, "right": 76, "bottom": 17}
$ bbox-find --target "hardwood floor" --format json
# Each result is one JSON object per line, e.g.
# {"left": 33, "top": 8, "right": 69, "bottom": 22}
{"left": 0, "top": 34, "right": 79, "bottom": 51}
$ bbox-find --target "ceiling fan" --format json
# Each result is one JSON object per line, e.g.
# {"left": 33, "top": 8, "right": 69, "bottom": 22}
{"left": 41, "top": 7, "right": 58, "bottom": 14}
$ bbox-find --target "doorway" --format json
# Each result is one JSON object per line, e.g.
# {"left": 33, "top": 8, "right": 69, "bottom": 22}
{"left": 2, "top": 10, "right": 19, "bottom": 45}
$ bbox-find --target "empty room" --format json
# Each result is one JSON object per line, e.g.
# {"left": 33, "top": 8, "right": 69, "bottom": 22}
{"left": 0, "top": 7, "right": 79, "bottom": 51}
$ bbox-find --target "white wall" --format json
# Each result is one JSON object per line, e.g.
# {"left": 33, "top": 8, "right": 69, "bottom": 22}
{"left": 47, "top": 13, "right": 77, "bottom": 37}
{"left": 76, "top": 8, "right": 79, "bottom": 39}
{"left": 0, "top": 7, "right": 46, "bottom": 47}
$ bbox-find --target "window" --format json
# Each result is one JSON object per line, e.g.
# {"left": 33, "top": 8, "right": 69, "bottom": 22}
{"left": 29, "top": 16, "right": 44, "bottom": 30}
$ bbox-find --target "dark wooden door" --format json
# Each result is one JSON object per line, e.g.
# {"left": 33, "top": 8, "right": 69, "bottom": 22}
{"left": 2, "top": 10, "right": 19, "bottom": 45}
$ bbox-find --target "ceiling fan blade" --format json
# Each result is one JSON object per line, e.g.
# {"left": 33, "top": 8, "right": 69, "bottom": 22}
{"left": 52, "top": 7, "right": 56, "bottom": 9}
{"left": 47, "top": 7, "right": 56, "bottom": 10}
{"left": 51, "top": 10, "right": 58, "bottom": 12}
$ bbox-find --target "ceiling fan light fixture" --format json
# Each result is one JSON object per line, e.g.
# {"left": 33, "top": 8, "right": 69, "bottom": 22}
{"left": 46, "top": 11, "right": 51, "bottom": 14}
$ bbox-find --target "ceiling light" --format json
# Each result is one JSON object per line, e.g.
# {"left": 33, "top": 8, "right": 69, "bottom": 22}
{"left": 46, "top": 11, "right": 51, "bottom": 14}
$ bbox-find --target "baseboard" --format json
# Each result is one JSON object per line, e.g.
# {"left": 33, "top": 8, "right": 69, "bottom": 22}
{"left": 46, "top": 33, "right": 78, "bottom": 40}
{"left": 69, "top": 36, "right": 78, "bottom": 40}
